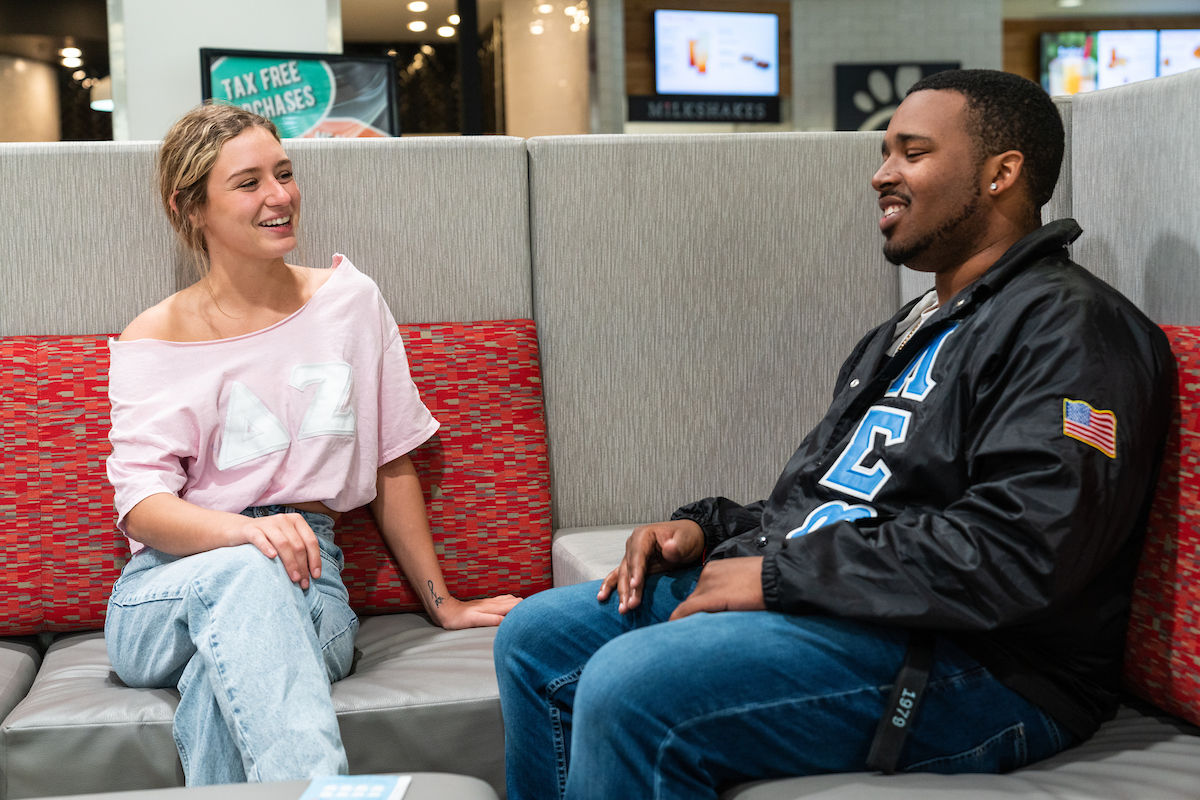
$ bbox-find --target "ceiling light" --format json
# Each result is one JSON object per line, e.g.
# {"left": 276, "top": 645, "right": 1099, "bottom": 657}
{"left": 437, "top": 25, "right": 455, "bottom": 37}
{"left": 61, "top": 56, "right": 83, "bottom": 68}
{"left": 1056, "top": 0, "right": 1083, "bottom": 6}
{"left": 408, "top": 20, "right": 428, "bottom": 32}
{"left": 537, "top": 3, "right": 553, "bottom": 13}
{"left": 407, "top": 1, "right": 429, "bottom": 11}
{"left": 448, "top": 14, "right": 460, "bottom": 24}
{"left": 530, "top": 20, "right": 545, "bottom": 35}
{"left": 60, "top": 46, "right": 82, "bottom": 58}
{"left": 565, "top": 5, "right": 577, "bottom": 14}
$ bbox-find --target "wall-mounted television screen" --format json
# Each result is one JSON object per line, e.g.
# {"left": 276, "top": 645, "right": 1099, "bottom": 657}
{"left": 1040, "top": 29, "right": 1200, "bottom": 95}
{"left": 200, "top": 47, "right": 400, "bottom": 138}
{"left": 653, "top": 9, "right": 779, "bottom": 97}
{"left": 1160, "top": 29, "right": 1200, "bottom": 76}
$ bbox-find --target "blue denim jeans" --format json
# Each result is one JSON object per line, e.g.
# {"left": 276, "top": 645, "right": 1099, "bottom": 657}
{"left": 105, "top": 507, "right": 359, "bottom": 785}
{"left": 494, "top": 568, "right": 1075, "bottom": 800}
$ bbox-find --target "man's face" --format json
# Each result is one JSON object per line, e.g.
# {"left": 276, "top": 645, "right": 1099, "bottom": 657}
{"left": 871, "top": 90, "right": 989, "bottom": 271}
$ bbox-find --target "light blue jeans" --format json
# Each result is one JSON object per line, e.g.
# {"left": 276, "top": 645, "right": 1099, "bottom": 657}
{"left": 105, "top": 506, "right": 359, "bottom": 785}
{"left": 494, "top": 567, "right": 1075, "bottom": 800}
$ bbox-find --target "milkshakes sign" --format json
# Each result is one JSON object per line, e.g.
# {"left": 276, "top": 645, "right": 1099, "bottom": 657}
{"left": 201, "top": 48, "right": 400, "bottom": 138}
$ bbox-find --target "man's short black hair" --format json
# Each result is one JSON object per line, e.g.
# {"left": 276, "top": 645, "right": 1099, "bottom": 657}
{"left": 906, "top": 69, "right": 1064, "bottom": 211}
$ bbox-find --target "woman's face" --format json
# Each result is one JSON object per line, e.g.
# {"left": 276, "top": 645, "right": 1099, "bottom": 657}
{"left": 195, "top": 125, "right": 301, "bottom": 266}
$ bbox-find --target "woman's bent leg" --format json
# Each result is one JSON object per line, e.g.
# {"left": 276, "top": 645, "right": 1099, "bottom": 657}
{"left": 493, "top": 568, "right": 700, "bottom": 800}
{"left": 106, "top": 521, "right": 355, "bottom": 785}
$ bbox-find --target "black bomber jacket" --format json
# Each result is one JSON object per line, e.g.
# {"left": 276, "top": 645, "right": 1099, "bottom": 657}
{"left": 672, "top": 219, "right": 1174, "bottom": 740}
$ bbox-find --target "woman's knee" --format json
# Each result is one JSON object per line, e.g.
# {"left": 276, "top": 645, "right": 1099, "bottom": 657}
{"left": 195, "top": 545, "right": 296, "bottom": 596}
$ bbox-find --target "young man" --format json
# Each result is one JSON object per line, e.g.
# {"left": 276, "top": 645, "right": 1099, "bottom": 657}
{"left": 494, "top": 70, "right": 1173, "bottom": 800}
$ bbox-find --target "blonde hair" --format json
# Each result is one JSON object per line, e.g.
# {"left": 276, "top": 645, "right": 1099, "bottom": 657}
{"left": 158, "top": 103, "right": 281, "bottom": 277}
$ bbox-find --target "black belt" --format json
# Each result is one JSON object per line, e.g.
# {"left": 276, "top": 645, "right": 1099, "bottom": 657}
{"left": 866, "top": 631, "right": 936, "bottom": 774}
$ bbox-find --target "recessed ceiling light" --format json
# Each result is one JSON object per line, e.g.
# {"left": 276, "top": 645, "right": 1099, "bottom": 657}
{"left": 530, "top": 20, "right": 545, "bottom": 35}
{"left": 60, "top": 46, "right": 82, "bottom": 58}
{"left": 61, "top": 56, "right": 83, "bottom": 68}
{"left": 407, "top": 1, "right": 429, "bottom": 11}
{"left": 408, "top": 20, "right": 428, "bottom": 32}
{"left": 1057, "top": 0, "right": 1083, "bottom": 7}
{"left": 537, "top": 3, "right": 553, "bottom": 13}
{"left": 448, "top": 14, "right": 460, "bottom": 24}
{"left": 437, "top": 26, "right": 455, "bottom": 37}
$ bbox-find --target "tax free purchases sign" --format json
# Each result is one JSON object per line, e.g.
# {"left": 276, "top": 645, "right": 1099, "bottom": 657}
{"left": 204, "top": 51, "right": 397, "bottom": 138}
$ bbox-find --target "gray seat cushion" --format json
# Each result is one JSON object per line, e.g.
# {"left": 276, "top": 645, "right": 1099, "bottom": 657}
{"left": 1, "top": 617, "right": 502, "bottom": 798}
{"left": 0, "top": 637, "right": 40, "bottom": 799}
{"left": 31, "top": 772, "right": 499, "bottom": 800}
{"left": 722, "top": 703, "right": 1200, "bottom": 799}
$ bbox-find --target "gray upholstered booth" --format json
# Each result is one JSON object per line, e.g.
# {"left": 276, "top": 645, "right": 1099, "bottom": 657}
{"left": 2, "top": 68, "right": 1200, "bottom": 799}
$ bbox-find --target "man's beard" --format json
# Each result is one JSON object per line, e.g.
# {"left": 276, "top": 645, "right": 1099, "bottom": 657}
{"left": 883, "top": 185, "right": 983, "bottom": 267}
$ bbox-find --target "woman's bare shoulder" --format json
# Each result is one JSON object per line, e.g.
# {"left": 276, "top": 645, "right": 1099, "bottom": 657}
{"left": 292, "top": 263, "right": 337, "bottom": 294}
{"left": 118, "top": 290, "right": 198, "bottom": 342}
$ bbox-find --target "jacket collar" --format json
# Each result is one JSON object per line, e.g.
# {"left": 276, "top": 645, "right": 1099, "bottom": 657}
{"left": 939, "top": 218, "right": 1082, "bottom": 321}
{"left": 849, "top": 219, "right": 1084, "bottom": 389}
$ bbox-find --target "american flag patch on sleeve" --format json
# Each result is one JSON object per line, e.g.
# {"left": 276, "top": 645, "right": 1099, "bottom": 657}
{"left": 1062, "top": 399, "right": 1117, "bottom": 458}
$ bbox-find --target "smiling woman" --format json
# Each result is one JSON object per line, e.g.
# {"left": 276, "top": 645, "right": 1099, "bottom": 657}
{"left": 102, "top": 102, "right": 521, "bottom": 787}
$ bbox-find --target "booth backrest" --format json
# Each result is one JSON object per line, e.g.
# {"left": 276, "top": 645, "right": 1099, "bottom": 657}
{"left": 1069, "top": 68, "right": 1200, "bottom": 327}
{"left": 1, "top": 71, "right": 1199, "bottom": 683}
{"left": 527, "top": 132, "right": 897, "bottom": 529}
{"left": 0, "top": 136, "right": 549, "bottom": 634}
{"left": 0, "top": 322, "right": 552, "bottom": 636}
{"left": 0, "top": 135, "right": 534, "bottom": 337}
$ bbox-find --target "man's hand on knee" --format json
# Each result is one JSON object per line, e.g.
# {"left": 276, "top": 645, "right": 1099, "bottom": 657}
{"left": 668, "top": 557, "right": 765, "bottom": 620}
{"left": 597, "top": 520, "right": 704, "bottom": 614}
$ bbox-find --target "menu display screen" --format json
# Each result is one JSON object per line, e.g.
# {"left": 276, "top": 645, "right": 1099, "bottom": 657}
{"left": 1159, "top": 29, "right": 1200, "bottom": 76}
{"left": 1040, "top": 29, "right": 1200, "bottom": 95}
{"left": 653, "top": 10, "right": 779, "bottom": 97}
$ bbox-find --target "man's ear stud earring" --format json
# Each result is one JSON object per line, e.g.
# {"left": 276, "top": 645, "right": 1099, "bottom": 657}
{"left": 990, "top": 182, "right": 998, "bottom": 191}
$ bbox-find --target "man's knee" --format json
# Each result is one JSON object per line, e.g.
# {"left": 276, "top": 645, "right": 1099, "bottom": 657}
{"left": 574, "top": 627, "right": 675, "bottom": 724}
{"left": 494, "top": 587, "right": 544, "bottom": 659}
{"left": 498, "top": 583, "right": 599, "bottom": 657}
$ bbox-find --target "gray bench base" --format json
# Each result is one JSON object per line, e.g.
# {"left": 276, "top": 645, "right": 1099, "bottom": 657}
{"left": 1, "top": 617, "right": 502, "bottom": 799}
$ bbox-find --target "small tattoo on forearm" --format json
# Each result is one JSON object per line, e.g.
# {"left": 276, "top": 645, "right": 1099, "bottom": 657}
{"left": 427, "top": 580, "right": 445, "bottom": 607}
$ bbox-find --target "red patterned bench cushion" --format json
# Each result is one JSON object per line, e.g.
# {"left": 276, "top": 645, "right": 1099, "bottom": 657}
{"left": 0, "top": 320, "right": 552, "bottom": 635}
{"left": 342, "top": 321, "right": 552, "bottom": 614}
{"left": 1124, "top": 325, "right": 1200, "bottom": 727}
